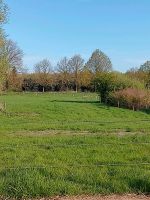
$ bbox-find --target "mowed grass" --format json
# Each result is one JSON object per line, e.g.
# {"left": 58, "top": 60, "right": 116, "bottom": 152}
{"left": 0, "top": 92, "right": 150, "bottom": 198}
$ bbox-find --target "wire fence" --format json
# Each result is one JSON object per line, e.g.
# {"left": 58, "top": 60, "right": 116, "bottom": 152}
{"left": 1, "top": 122, "right": 150, "bottom": 171}
{"left": 1, "top": 142, "right": 150, "bottom": 171}
{"left": 0, "top": 141, "right": 150, "bottom": 149}
{"left": 3, "top": 117, "right": 150, "bottom": 125}
{"left": 1, "top": 162, "right": 150, "bottom": 171}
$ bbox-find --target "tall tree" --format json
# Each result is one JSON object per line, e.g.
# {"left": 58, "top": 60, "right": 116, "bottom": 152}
{"left": 86, "top": 49, "right": 112, "bottom": 73}
{"left": 0, "top": 0, "right": 9, "bottom": 90}
{"left": 68, "top": 55, "right": 84, "bottom": 92}
{"left": 34, "top": 59, "right": 52, "bottom": 92}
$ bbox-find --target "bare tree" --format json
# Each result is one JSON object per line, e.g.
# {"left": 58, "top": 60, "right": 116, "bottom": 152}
{"left": 5, "top": 39, "right": 23, "bottom": 71}
{"left": 69, "top": 55, "right": 84, "bottom": 92}
{"left": 34, "top": 59, "right": 52, "bottom": 92}
{"left": 57, "top": 57, "right": 70, "bottom": 73}
{"left": 57, "top": 57, "right": 71, "bottom": 90}
{"left": 34, "top": 59, "right": 51, "bottom": 74}
{"left": 86, "top": 49, "right": 112, "bottom": 73}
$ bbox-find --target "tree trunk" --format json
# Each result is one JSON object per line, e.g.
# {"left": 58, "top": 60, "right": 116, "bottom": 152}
{"left": 43, "top": 86, "right": 45, "bottom": 93}
{"left": 132, "top": 105, "right": 135, "bottom": 111}
{"left": 75, "top": 82, "right": 78, "bottom": 93}
{"left": 75, "top": 71, "right": 78, "bottom": 93}
{"left": 118, "top": 100, "right": 120, "bottom": 108}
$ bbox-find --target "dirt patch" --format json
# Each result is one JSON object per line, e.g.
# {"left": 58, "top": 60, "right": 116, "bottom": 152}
{"left": 48, "top": 195, "right": 150, "bottom": 200}
{"left": 11, "top": 130, "right": 91, "bottom": 137}
{"left": 9, "top": 129, "right": 146, "bottom": 138}
{"left": 49, "top": 195, "right": 149, "bottom": 200}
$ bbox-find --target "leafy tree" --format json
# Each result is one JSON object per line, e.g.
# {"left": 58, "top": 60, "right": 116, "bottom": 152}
{"left": 68, "top": 55, "right": 84, "bottom": 92}
{"left": 0, "top": 54, "right": 8, "bottom": 90}
{"left": 94, "top": 72, "right": 115, "bottom": 103}
{"left": 113, "top": 72, "right": 145, "bottom": 90}
{"left": 138, "top": 61, "right": 150, "bottom": 89}
{"left": 6, "top": 67, "right": 23, "bottom": 91}
{"left": 0, "top": 0, "right": 9, "bottom": 90}
{"left": 0, "top": 39, "right": 23, "bottom": 91}
{"left": 86, "top": 49, "right": 112, "bottom": 73}
{"left": 79, "top": 69, "right": 94, "bottom": 91}
{"left": 126, "top": 67, "right": 145, "bottom": 82}
{"left": 139, "top": 61, "right": 150, "bottom": 72}
{"left": 94, "top": 72, "right": 145, "bottom": 104}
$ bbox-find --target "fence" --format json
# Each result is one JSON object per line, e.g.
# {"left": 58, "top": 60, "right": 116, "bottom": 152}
{"left": 0, "top": 140, "right": 150, "bottom": 170}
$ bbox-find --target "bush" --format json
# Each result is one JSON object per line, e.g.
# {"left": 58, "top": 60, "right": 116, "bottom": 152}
{"left": 109, "top": 88, "right": 150, "bottom": 111}
{"left": 94, "top": 72, "right": 145, "bottom": 104}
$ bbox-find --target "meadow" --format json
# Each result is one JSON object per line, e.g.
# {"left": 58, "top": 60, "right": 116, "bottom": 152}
{"left": 0, "top": 92, "right": 150, "bottom": 133}
{"left": 0, "top": 92, "right": 150, "bottom": 198}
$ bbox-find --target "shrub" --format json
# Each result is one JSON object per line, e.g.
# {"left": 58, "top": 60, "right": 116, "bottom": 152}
{"left": 109, "top": 88, "right": 150, "bottom": 111}
{"left": 94, "top": 72, "right": 145, "bottom": 104}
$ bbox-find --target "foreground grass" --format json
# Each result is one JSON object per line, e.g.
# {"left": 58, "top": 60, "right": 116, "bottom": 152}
{"left": 0, "top": 132, "right": 150, "bottom": 198}
{"left": 0, "top": 92, "right": 150, "bottom": 198}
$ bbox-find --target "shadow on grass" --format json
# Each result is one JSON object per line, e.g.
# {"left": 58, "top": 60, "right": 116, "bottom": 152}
{"left": 50, "top": 100, "right": 150, "bottom": 114}
{"left": 50, "top": 100, "right": 112, "bottom": 111}
{"left": 129, "top": 177, "right": 150, "bottom": 194}
{"left": 50, "top": 100, "right": 100, "bottom": 104}
{"left": 142, "top": 109, "right": 150, "bottom": 115}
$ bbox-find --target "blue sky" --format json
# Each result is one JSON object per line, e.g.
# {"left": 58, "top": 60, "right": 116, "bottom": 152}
{"left": 5, "top": 0, "right": 150, "bottom": 72}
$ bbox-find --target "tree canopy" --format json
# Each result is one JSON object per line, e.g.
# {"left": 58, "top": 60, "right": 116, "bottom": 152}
{"left": 86, "top": 49, "right": 112, "bottom": 73}
{"left": 0, "top": 0, "right": 9, "bottom": 90}
{"left": 139, "top": 61, "right": 150, "bottom": 72}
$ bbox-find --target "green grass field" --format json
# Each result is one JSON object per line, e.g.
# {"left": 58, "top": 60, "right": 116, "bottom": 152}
{"left": 0, "top": 92, "right": 150, "bottom": 198}
{"left": 0, "top": 92, "right": 150, "bottom": 133}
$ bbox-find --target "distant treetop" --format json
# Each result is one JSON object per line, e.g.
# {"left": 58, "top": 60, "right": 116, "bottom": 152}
{"left": 85, "top": 49, "right": 112, "bottom": 73}
{"left": 139, "top": 61, "right": 150, "bottom": 72}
